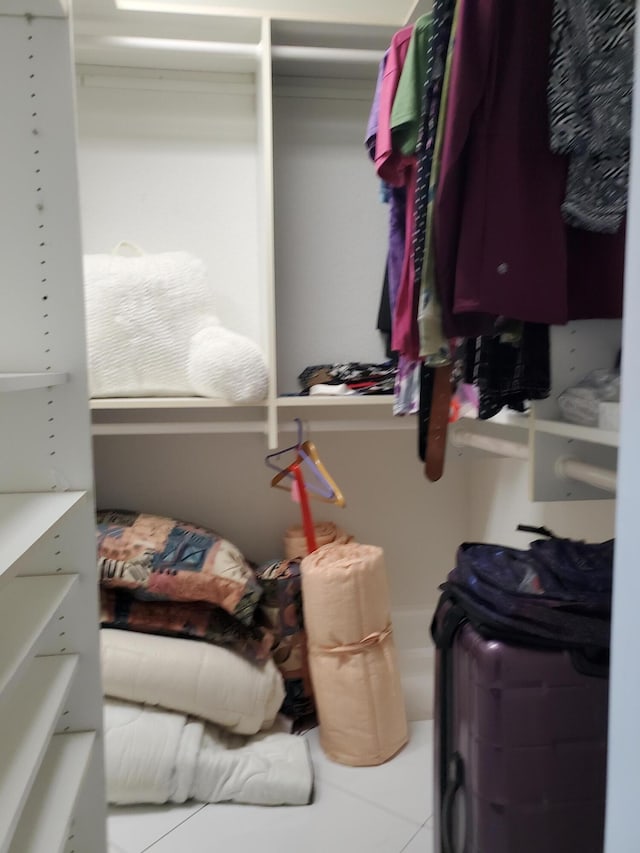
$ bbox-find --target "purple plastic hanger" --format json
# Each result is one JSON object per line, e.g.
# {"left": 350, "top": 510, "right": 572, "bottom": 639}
{"left": 265, "top": 419, "right": 335, "bottom": 500}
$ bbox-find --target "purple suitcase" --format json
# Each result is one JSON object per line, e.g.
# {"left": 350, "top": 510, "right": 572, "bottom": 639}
{"left": 433, "top": 606, "right": 609, "bottom": 853}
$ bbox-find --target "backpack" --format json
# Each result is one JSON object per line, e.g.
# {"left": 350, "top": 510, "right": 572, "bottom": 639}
{"left": 432, "top": 526, "right": 614, "bottom": 666}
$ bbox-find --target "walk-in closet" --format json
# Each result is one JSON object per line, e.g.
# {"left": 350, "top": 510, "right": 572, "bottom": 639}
{"left": 1, "top": 0, "right": 638, "bottom": 851}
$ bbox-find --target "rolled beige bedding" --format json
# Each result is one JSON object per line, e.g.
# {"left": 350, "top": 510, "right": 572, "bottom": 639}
{"left": 100, "top": 629, "right": 285, "bottom": 735}
{"left": 300, "top": 543, "right": 408, "bottom": 766}
{"left": 284, "top": 521, "right": 352, "bottom": 561}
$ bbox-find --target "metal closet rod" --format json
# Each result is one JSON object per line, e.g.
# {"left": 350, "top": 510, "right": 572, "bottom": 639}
{"left": 451, "top": 429, "right": 617, "bottom": 494}
{"left": 271, "top": 45, "right": 383, "bottom": 64}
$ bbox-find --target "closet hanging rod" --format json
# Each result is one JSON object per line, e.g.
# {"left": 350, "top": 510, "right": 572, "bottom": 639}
{"left": 555, "top": 457, "right": 617, "bottom": 494}
{"left": 81, "top": 36, "right": 261, "bottom": 58}
{"left": 271, "top": 45, "right": 383, "bottom": 64}
{"left": 450, "top": 430, "right": 530, "bottom": 460}
{"left": 452, "top": 428, "right": 617, "bottom": 493}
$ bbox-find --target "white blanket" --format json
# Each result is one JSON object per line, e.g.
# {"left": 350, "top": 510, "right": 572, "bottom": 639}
{"left": 84, "top": 249, "right": 268, "bottom": 401}
{"left": 101, "top": 629, "right": 285, "bottom": 735}
{"left": 105, "top": 700, "right": 313, "bottom": 806}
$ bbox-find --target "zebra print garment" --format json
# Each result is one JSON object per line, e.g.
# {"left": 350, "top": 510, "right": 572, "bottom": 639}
{"left": 548, "top": 0, "right": 634, "bottom": 233}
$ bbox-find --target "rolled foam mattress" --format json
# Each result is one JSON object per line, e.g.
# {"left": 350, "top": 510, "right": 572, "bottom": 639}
{"left": 300, "top": 543, "right": 408, "bottom": 765}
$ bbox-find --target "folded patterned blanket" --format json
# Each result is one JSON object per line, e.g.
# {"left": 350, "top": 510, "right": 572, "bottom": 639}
{"left": 255, "top": 559, "right": 314, "bottom": 720}
{"left": 105, "top": 699, "right": 314, "bottom": 806}
{"left": 100, "top": 588, "right": 274, "bottom": 664}
{"left": 101, "top": 628, "right": 285, "bottom": 735}
{"left": 97, "top": 510, "right": 262, "bottom": 625}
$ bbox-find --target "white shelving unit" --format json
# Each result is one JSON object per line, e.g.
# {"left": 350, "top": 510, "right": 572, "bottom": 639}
{"left": 0, "top": 656, "right": 78, "bottom": 853}
{"left": 0, "top": 575, "right": 77, "bottom": 696}
{"left": 0, "top": 493, "right": 86, "bottom": 587}
{"left": 0, "top": 372, "right": 68, "bottom": 392}
{"left": 0, "top": 4, "right": 106, "bottom": 852}
{"left": 8, "top": 732, "right": 96, "bottom": 853}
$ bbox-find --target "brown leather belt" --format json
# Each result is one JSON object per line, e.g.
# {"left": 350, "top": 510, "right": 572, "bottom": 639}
{"left": 424, "top": 362, "right": 452, "bottom": 482}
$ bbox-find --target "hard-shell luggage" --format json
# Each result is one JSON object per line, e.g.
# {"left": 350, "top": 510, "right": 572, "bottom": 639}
{"left": 432, "top": 599, "right": 609, "bottom": 853}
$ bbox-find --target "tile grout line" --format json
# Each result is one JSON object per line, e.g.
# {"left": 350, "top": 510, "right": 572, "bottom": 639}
{"left": 397, "top": 822, "right": 426, "bottom": 853}
{"left": 314, "top": 774, "right": 431, "bottom": 829}
{"left": 138, "top": 805, "right": 208, "bottom": 853}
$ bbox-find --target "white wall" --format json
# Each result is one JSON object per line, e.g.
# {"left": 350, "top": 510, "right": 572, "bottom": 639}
{"left": 273, "top": 86, "right": 389, "bottom": 393}
{"left": 468, "top": 456, "right": 616, "bottom": 546}
{"left": 75, "top": 74, "right": 266, "bottom": 352}
{"left": 93, "top": 429, "right": 469, "bottom": 609}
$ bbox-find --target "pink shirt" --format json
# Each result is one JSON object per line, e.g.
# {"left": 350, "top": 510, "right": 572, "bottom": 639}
{"left": 375, "top": 26, "right": 414, "bottom": 187}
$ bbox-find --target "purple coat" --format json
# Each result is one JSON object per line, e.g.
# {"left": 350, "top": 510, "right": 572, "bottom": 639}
{"left": 434, "top": 0, "right": 623, "bottom": 335}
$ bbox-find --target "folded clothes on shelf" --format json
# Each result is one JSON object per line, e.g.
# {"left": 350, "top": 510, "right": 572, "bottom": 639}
{"left": 298, "top": 361, "right": 397, "bottom": 395}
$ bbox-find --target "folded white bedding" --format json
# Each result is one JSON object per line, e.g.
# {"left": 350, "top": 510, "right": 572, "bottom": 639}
{"left": 101, "top": 629, "right": 285, "bottom": 735}
{"left": 105, "top": 699, "right": 313, "bottom": 806}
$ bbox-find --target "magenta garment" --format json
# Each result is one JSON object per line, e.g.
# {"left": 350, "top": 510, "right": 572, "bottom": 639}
{"left": 391, "top": 164, "right": 419, "bottom": 358}
{"left": 375, "top": 25, "right": 420, "bottom": 359}
{"left": 434, "top": 0, "right": 624, "bottom": 334}
{"left": 375, "top": 26, "right": 414, "bottom": 187}
{"left": 387, "top": 187, "right": 407, "bottom": 316}
{"left": 365, "top": 51, "right": 406, "bottom": 317}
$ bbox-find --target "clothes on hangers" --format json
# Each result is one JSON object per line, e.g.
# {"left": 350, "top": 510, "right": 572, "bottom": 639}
{"left": 462, "top": 324, "right": 551, "bottom": 421}
{"left": 433, "top": 0, "right": 625, "bottom": 330}
{"left": 366, "top": 50, "right": 406, "bottom": 319}
{"left": 367, "top": 18, "right": 434, "bottom": 416}
{"left": 366, "top": 0, "right": 627, "bottom": 452}
{"left": 548, "top": 0, "right": 634, "bottom": 233}
{"left": 418, "top": 0, "right": 495, "bottom": 360}
{"left": 389, "top": 14, "right": 432, "bottom": 362}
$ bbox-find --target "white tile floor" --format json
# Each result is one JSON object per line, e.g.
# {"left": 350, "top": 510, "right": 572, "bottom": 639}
{"left": 107, "top": 721, "right": 434, "bottom": 853}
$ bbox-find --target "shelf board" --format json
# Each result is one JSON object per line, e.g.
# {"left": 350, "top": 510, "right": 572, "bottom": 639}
{"left": 0, "top": 373, "right": 68, "bottom": 393}
{"left": 0, "top": 575, "right": 77, "bottom": 698}
{"left": 458, "top": 409, "right": 530, "bottom": 430}
{"left": 277, "top": 395, "right": 394, "bottom": 407}
{"left": 535, "top": 418, "right": 619, "bottom": 448}
{"left": 0, "top": 493, "right": 86, "bottom": 588}
{"left": 0, "top": 655, "right": 78, "bottom": 853}
{"left": 90, "top": 396, "right": 265, "bottom": 409}
{"left": 91, "top": 396, "right": 395, "bottom": 410}
{"left": 8, "top": 732, "right": 95, "bottom": 853}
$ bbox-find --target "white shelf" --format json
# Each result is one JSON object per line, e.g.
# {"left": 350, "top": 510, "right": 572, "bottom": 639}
{"left": 535, "top": 418, "right": 619, "bottom": 448}
{"left": 0, "top": 575, "right": 77, "bottom": 697}
{"left": 90, "top": 395, "right": 394, "bottom": 411}
{"left": 8, "top": 732, "right": 95, "bottom": 853}
{"left": 0, "top": 655, "right": 78, "bottom": 853}
{"left": 0, "top": 373, "right": 68, "bottom": 393}
{"left": 0, "top": 493, "right": 86, "bottom": 588}
{"left": 459, "top": 409, "right": 530, "bottom": 430}
{"left": 90, "top": 396, "right": 265, "bottom": 409}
